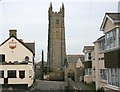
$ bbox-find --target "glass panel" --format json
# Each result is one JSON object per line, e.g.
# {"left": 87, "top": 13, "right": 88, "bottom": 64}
{"left": 108, "top": 68, "right": 120, "bottom": 87}
{"left": 105, "top": 29, "right": 117, "bottom": 50}
{"left": 8, "top": 70, "right": 16, "bottom": 78}
{"left": 19, "top": 71, "right": 25, "bottom": 79}
{"left": 0, "top": 70, "right": 4, "bottom": 78}
{"left": 100, "top": 38, "right": 105, "bottom": 51}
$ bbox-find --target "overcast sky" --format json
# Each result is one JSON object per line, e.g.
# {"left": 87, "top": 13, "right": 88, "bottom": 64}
{"left": 0, "top": 0, "right": 119, "bottom": 62}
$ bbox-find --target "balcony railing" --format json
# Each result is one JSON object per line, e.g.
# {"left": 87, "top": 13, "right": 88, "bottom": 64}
{"left": 0, "top": 61, "right": 32, "bottom": 65}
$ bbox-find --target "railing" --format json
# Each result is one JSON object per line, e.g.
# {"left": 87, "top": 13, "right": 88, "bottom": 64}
{"left": 0, "top": 61, "right": 33, "bottom": 65}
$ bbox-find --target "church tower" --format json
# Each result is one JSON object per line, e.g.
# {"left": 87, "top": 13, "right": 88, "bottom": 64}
{"left": 47, "top": 3, "right": 66, "bottom": 72}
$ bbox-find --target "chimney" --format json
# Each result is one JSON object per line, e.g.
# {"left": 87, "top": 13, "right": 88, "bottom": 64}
{"left": 9, "top": 29, "right": 17, "bottom": 37}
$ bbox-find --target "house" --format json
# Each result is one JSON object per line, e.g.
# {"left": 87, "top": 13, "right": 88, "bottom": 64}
{"left": 0, "top": 29, "right": 35, "bottom": 89}
{"left": 66, "top": 55, "right": 84, "bottom": 82}
{"left": 83, "top": 46, "right": 94, "bottom": 83}
{"left": 94, "top": 13, "right": 120, "bottom": 91}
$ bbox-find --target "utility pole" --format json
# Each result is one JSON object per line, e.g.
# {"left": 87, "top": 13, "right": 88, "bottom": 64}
{"left": 41, "top": 50, "right": 44, "bottom": 80}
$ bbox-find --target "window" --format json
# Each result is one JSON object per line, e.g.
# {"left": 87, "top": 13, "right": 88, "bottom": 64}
{"left": 100, "top": 69, "right": 107, "bottom": 80}
{"left": 101, "top": 57, "right": 104, "bottom": 60}
{"left": 88, "top": 53, "right": 91, "bottom": 56}
{"left": 88, "top": 56, "right": 91, "bottom": 60}
{"left": 19, "top": 71, "right": 25, "bottom": 79}
{"left": 85, "top": 68, "right": 92, "bottom": 75}
{"left": 105, "top": 29, "right": 117, "bottom": 50}
{"left": 0, "top": 70, "right": 4, "bottom": 78}
{"left": 108, "top": 68, "right": 120, "bottom": 87}
{"left": 8, "top": 70, "right": 16, "bottom": 78}
{"left": 88, "top": 53, "right": 91, "bottom": 60}
{"left": 100, "top": 38, "right": 105, "bottom": 51}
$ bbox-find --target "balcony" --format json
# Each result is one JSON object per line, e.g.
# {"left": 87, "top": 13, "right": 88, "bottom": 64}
{"left": 0, "top": 61, "right": 32, "bottom": 65}
{"left": 83, "top": 61, "right": 92, "bottom": 68}
{"left": 104, "top": 48, "right": 120, "bottom": 68}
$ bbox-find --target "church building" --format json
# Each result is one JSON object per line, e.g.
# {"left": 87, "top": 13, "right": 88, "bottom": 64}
{"left": 47, "top": 3, "right": 66, "bottom": 72}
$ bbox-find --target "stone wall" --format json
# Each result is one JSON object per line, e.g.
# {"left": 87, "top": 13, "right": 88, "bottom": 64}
{"left": 67, "top": 78, "right": 81, "bottom": 91}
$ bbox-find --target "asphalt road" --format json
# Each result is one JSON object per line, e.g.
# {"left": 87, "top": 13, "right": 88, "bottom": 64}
{"left": 30, "top": 80, "right": 68, "bottom": 90}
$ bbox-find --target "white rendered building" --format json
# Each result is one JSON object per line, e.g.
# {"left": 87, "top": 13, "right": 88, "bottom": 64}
{"left": 0, "top": 30, "right": 35, "bottom": 89}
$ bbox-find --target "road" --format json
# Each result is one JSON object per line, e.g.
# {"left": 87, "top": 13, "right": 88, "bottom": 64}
{"left": 1, "top": 67, "right": 95, "bottom": 92}
{"left": 28, "top": 80, "right": 68, "bottom": 91}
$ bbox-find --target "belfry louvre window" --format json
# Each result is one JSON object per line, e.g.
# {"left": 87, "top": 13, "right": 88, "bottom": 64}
{"left": 19, "top": 71, "right": 25, "bottom": 79}
{"left": 0, "top": 70, "right": 4, "bottom": 78}
{"left": 8, "top": 70, "right": 16, "bottom": 78}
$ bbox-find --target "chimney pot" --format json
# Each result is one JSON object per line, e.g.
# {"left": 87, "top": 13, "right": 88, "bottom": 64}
{"left": 9, "top": 29, "right": 17, "bottom": 37}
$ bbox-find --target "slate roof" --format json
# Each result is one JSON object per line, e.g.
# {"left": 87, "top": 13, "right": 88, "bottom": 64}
{"left": 94, "top": 35, "right": 105, "bottom": 43}
{"left": 100, "top": 13, "right": 120, "bottom": 31}
{"left": 106, "top": 13, "right": 120, "bottom": 21}
{"left": 24, "top": 42, "right": 35, "bottom": 55}
{"left": 66, "top": 55, "right": 84, "bottom": 63}
{"left": 83, "top": 46, "right": 94, "bottom": 52}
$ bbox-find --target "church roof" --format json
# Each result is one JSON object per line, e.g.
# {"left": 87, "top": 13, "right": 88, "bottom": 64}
{"left": 76, "top": 58, "right": 84, "bottom": 68}
{"left": 66, "top": 55, "right": 84, "bottom": 63}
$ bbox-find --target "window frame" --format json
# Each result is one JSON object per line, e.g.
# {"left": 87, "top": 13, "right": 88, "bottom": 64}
{"left": 8, "top": 70, "right": 16, "bottom": 78}
{"left": 19, "top": 70, "right": 25, "bottom": 79}
{"left": 0, "top": 70, "right": 4, "bottom": 78}
{"left": 105, "top": 29, "right": 117, "bottom": 50}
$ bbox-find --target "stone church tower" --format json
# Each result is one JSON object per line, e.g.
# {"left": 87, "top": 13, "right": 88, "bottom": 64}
{"left": 47, "top": 3, "right": 66, "bottom": 72}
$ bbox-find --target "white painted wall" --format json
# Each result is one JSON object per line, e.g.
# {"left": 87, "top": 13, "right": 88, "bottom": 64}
{"left": 0, "top": 37, "right": 34, "bottom": 87}
{"left": 0, "top": 64, "right": 34, "bottom": 87}
{"left": 0, "top": 37, "right": 33, "bottom": 63}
